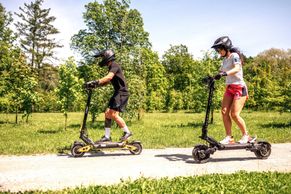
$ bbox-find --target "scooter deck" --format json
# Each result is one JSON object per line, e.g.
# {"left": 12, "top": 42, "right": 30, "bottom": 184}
{"left": 220, "top": 143, "right": 254, "bottom": 150}
{"left": 93, "top": 141, "right": 125, "bottom": 149}
{"left": 218, "top": 136, "right": 257, "bottom": 150}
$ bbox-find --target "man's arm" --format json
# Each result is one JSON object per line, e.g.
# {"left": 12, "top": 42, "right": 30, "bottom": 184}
{"left": 98, "top": 72, "right": 115, "bottom": 85}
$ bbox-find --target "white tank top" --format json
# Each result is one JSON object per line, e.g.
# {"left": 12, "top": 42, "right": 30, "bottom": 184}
{"left": 220, "top": 53, "right": 246, "bottom": 86}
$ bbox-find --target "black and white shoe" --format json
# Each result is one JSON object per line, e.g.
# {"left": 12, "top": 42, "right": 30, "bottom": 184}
{"left": 96, "top": 136, "right": 112, "bottom": 143}
{"left": 120, "top": 132, "right": 132, "bottom": 141}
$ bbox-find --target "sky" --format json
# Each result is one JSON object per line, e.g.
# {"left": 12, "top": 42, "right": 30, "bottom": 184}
{"left": 1, "top": 0, "right": 291, "bottom": 62}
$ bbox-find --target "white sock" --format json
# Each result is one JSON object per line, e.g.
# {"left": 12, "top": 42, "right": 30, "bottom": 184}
{"left": 105, "top": 128, "right": 110, "bottom": 138}
{"left": 122, "top": 126, "right": 130, "bottom": 133}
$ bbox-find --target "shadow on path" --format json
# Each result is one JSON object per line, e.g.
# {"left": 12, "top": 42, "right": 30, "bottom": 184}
{"left": 155, "top": 153, "right": 258, "bottom": 164}
{"left": 58, "top": 150, "right": 134, "bottom": 158}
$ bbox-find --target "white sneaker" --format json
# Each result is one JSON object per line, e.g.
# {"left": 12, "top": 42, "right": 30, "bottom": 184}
{"left": 238, "top": 135, "right": 251, "bottom": 144}
{"left": 220, "top": 136, "right": 235, "bottom": 144}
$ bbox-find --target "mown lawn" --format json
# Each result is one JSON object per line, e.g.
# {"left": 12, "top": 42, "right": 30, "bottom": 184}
{"left": 1, "top": 112, "right": 290, "bottom": 194}
{"left": 14, "top": 171, "right": 291, "bottom": 194}
{"left": 0, "top": 111, "right": 290, "bottom": 155}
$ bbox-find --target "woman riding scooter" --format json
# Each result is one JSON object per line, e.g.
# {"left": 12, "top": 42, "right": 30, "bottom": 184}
{"left": 211, "top": 36, "right": 253, "bottom": 144}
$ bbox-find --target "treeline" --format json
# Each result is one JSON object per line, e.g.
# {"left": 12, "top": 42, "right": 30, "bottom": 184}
{"left": 0, "top": 0, "right": 290, "bottom": 124}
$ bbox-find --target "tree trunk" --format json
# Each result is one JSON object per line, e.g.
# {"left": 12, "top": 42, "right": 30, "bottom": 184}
{"left": 92, "top": 112, "right": 96, "bottom": 124}
{"left": 15, "top": 106, "right": 18, "bottom": 124}
{"left": 64, "top": 113, "right": 67, "bottom": 130}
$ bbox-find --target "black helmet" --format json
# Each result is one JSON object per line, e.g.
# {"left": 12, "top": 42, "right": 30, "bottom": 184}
{"left": 211, "top": 36, "right": 232, "bottom": 50}
{"left": 94, "top": 49, "right": 115, "bottom": 66}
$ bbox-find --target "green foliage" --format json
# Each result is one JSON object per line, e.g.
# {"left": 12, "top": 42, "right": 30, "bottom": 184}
{"left": 20, "top": 172, "right": 291, "bottom": 193}
{"left": 1, "top": 2, "right": 291, "bottom": 116}
{"left": 35, "top": 64, "right": 60, "bottom": 112}
{"left": 37, "top": 91, "right": 58, "bottom": 112}
{"left": 71, "top": 0, "right": 150, "bottom": 120}
{"left": 161, "top": 45, "right": 222, "bottom": 112}
{"left": 244, "top": 48, "right": 291, "bottom": 111}
{"left": 14, "top": 0, "right": 62, "bottom": 69}
{"left": 56, "top": 57, "right": 83, "bottom": 129}
{"left": 0, "top": 3, "right": 15, "bottom": 113}
{"left": 1, "top": 49, "right": 38, "bottom": 123}
{"left": 38, "top": 64, "right": 59, "bottom": 92}
{"left": 71, "top": 0, "right": 150, "bottom": 57}
{"left": 125, "top": 74, "right": 146, "bottom": 119}
{"left": 142, "top": 48, "right": 168, "bottom": 111}
{"left": 0, "top": 3, "right": 14, "bottom": 47}
{"left": 162, "top": 45, "right": 192, "bottom": 111}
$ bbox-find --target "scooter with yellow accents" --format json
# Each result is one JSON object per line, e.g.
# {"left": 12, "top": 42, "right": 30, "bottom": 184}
{"left": 71, "top": 87, "right": 142, "bottom": 157}
{"left": 192, "top": 76, "right": 271, "bottom": 163}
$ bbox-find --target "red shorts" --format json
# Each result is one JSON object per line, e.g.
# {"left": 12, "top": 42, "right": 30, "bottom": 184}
{"left": 224, "top": 84, "right": 248, "bottom": 100}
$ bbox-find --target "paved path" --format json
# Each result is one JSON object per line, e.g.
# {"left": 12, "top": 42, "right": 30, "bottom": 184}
{"left": 0, "top": 143, "right": 291, "bottom": 192}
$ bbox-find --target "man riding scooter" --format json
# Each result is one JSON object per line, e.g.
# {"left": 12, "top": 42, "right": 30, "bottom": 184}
{"left": 85, "top": 49, "right": 132, "bottom": 142}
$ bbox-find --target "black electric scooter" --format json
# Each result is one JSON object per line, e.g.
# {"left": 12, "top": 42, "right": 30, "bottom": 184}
{"left": 71, "top": 88, "right": 142, "bottom": 157}
{"left": 192, "top": 76, "right": 271, "bottom": 163}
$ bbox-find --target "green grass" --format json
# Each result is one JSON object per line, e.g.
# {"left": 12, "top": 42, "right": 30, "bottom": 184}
{"left": 10, "top": 171, "right": 291, "bottom": 194}
{"left": 0, "top": 111, "right": 290, "bottom": 155}
{"left": 1, "top": 112, "right": 291, "bottom": 194}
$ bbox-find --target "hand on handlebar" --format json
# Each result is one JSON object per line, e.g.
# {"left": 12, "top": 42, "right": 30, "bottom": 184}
{"left": 84, "top": 80, "right": 99, "bottom": 89}
{"left": 214, "top": 71, "right": 227, "bottom": 80}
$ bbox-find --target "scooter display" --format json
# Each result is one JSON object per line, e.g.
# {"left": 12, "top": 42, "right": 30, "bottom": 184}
{"left": 192, "top": 76, "right": 271, "bottom": 163}
{"left": 71, "top": 88, "right": 142, "bottom": 157}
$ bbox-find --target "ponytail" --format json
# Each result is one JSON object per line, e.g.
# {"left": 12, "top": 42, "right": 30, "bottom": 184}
{"left": 230, "top": 47, "right": 244, "bottom": 65}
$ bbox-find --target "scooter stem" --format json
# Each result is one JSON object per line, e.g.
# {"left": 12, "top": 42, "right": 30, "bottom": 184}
{"left": 201, "top": 77, "right": 215, "bottom": 138}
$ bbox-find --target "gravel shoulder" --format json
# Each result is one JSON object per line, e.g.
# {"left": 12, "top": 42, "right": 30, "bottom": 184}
{"left": 1, "top": 143, "right": 291, "bottom": 192}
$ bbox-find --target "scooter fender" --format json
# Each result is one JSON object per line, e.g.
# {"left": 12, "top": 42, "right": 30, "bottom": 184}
{"left": 129, "top": 140, "right": 142, "bottom": 144}
{"left": 73, "top": 141, "right": 85, "bottom": 146}
{"left": 249, "top": 140, "right": 271, "bottom": 152}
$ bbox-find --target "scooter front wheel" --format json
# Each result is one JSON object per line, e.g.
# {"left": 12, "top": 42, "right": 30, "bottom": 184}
{"left": 192, "top": 144, "right": 210, "bottom": 163}
{"left": 71, "top": 143, "right": 86, "bottom": 157}
{"left": 129, "top": 142, "right": 143, "bottom": 155}
{"left": 254, "top": 141, "right": 271, "bottom": 159}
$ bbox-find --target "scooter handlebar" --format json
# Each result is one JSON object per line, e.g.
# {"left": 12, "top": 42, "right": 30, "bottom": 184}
{"left": 202, "top": 76, "right": 215, "bottom": 87}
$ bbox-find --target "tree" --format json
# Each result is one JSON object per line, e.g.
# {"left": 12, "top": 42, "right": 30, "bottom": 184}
{"left": 56, "top": 57, "right": 83, "bottom": 130}
{"left": 0, "top": 3, "right": 14, "bottom": 51}
{"left": 71, "top": 0, "right": 151, "bottom": 120}
{"left": 15, "top": 0, "right": 62, "bottom": 70}
{"left": 35, "top": 63, "right": 59, "bottom": 112}
{"left": 4, "top": 50, "right": 38, "bottom": 123}
{"left": 1, "top": 4, "right": 38, "bottom": 123}
{"left": 142, "top": 48, "right": 168, "bottom": 111}
{"left": 162, "top": 44, "right": 201, "bottom": 111}
{"left": 71, "top": 0, "right": 150, "bottom": 59}
{"left": 244, "top": 48, "right": 291, "bottom": 111}
{"left": 0, "top": 3, "right": 15, "bottom": 113}
{"left": 161, "top": 45, "right": 223, "bottom": 117}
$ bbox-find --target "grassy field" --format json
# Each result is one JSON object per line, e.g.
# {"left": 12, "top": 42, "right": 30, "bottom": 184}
{"left": 1, "top": 111, "right": 291, "bottom": 193}
{"left": 0, "top": 111, "right": 290, "bottom": 155}
{"left": 8, "top": 171, "right": 291, "bottom": 194}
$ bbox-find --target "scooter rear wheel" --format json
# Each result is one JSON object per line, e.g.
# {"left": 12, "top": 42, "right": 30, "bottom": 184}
{"left": 192, "top": 144, "right": 210, "bottom": 163}
{"left": 129, "top": 142, "right": 142, "bottom": 155}
{"left": 71, "top": 143, "right": 86, "bottom": 157}
{"left": 254, "top": 141, "right": 271, "bottom": 159}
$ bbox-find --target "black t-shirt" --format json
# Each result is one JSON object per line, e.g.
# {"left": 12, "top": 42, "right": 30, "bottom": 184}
{"left": 108, "top": 62, "right": 129, "bottom": 94}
